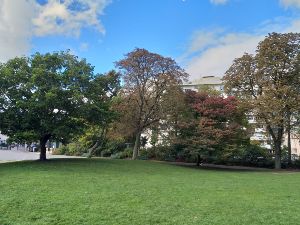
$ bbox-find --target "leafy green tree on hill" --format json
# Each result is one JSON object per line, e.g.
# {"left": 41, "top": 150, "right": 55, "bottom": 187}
{"left": 0, "top": 51, "right": 119, "bottom": 160}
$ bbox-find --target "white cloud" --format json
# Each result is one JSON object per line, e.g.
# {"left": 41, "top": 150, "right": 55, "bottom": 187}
{"left": 0, "top": 0, "right": 111, "bottom": 62}
{"left": 280, "top": 0, "right": 300, "bottom": 8}
{"left": 0, "top": 0, "right": 34, "bottom": 62}
{"left": 184, "top": 33, "right": 261, "bottom": 79}
{"left": 182, "top": 17, "right": 300, "bottom": 80}
{"left": 33, "top": 0, "right": 111, "bottom": 37}
{"left": 210, "top": 0, "right": 228, "bottom": 5}
{"left": 187, "top": 29, "right": 224, "bottom": 53}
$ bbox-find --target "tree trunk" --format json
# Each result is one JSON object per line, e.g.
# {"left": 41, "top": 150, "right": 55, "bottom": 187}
{"left": 274, "top": 140, "right": 282, "bottom": 169}
{"left": 196, "top": 154, "right": 201, "bottom": 167}
{"left": 132, "top": 131, "right": 141, "bottom": 160}
{"left": 39, "top": 134, "right": 51, "bottom": 161}
{"left": 287, "top": 112, "right": 292, "bottom": 166}
{"left": 266, "top": 124, "right": 283, "bottom": 169}
{"left": 87, "top": 141, "right": 99, "bottom": 158}
{"left": 287, "top": 127, "right": 292, "bottom": 166}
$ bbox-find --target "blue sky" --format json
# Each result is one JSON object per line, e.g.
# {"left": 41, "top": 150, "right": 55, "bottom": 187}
{"left": 1, "top": 0, "right": 300, "bottom": 80}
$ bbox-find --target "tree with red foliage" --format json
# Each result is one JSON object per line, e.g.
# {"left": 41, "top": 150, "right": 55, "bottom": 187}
{"left": 176, "top": 90, "right": 248, "bottom": 166}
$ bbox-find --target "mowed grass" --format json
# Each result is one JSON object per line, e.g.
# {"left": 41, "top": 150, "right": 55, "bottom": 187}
{"left": 1, "top": 159, "right": 300, "bottom": 225}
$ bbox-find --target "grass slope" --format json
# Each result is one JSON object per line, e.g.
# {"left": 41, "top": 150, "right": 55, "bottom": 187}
{"left": 0, "top": 159, "right": 300, "bottom": 225}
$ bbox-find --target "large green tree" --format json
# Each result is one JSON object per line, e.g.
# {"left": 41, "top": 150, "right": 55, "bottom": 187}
{"left": 224, "top": 32, "right": 300, "bottom": 169}
{"left": 0, "top": 51, "right": 119, "bottom": 160}
{"left": 116, "top": 48, "right": 188, "bottom": 159}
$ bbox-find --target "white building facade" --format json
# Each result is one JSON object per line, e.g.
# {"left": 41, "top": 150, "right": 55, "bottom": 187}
{"left": 182, "top": 76, "right": 224, "bottom": 92}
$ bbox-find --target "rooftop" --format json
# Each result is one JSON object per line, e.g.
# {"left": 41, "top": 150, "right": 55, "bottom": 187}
{"left": 184, "top": 76, "right": 223, "bottom": 86}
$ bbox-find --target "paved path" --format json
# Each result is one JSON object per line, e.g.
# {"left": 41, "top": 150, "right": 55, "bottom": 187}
{"left": 0, "top": 149, "right": 80, "bottom": 163}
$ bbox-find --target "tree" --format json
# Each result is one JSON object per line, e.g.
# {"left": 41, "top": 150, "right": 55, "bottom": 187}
{"left": 83, "top": 70, "right": 120, "bottom": 157}
{"left": 223, "top": 32, "right": 300, "bottom": 169}
{"left": 116, "top": 48, "right": 188, "bottom": 159}
{"left": 0, "top": 51, "right": 119, "bottom": 160}
{"left": 175, "top": 90, "right": 248, "bottom": 166}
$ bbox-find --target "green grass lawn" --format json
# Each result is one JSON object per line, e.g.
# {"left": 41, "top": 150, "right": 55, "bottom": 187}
{"left": 1, "top": 159, "right": 300, "bottom": 225}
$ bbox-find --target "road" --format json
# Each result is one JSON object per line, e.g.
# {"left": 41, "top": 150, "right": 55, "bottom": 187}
{"left": 0, "top": 149, "right": 80, "bottom": 163}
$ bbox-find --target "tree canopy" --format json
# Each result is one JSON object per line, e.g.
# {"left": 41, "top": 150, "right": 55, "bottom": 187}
{"left": 224, "top": 32, "right": 300, "bottom": 169}
{"left": 174, "top": 90, "right": 248, "bottom": 165}
{"left": 115, "top": 48, "right": 188, "bottom": 159}
{"left": 0, "top": 51, "right": 119, "bottom": 160}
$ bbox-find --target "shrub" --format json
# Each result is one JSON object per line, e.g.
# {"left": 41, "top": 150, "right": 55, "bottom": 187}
{"left": 51, "top": 148, "right": 62, "bottom": 155}
{"left": 119, "top": 148, "right": 132, "bottom": 159}
{"left": 242, "top": 144, "right": 269, "bottom": 163}
{"left": 66, "top": 143, "right": 86, "bottom": 156}
{"left": 139, "top": 145, "right": 185, "bottom": 162}
{"left": 110, "top": 148, "right": 133, "bottom": 159}
{"left": 217, "top": 143, "right": 273, "bottom": 168}
{"left": 138, "top": 149, "right": 149, "bottom": 160}
{"left": 52, "top": 143, "right": 86, "bottom": 156}
{"left": 293, "top": 159, "right": 300, "bottom": 168}
{"left": 100, "top": 140, "right": 127, "bottom": 157}
{"left": 52, "top": 145, "right": 69, "bottom": 155}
